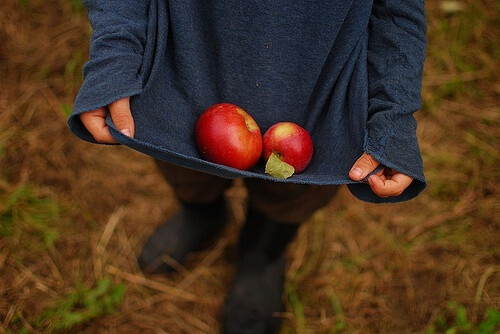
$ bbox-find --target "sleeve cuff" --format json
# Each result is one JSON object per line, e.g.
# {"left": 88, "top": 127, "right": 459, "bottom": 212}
{"left": 348, "top": 111, "right": 427, "bottom": 203}
{"left": 68, "top": 52, "right": 144, "bottom": 143}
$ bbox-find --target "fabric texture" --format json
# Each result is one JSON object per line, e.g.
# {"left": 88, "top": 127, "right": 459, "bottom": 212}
{"left": 69, "top": 0, "right": 428, "bottom": 203}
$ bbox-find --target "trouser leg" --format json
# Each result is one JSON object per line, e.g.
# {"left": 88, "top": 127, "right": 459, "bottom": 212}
{"left": 154, "top": 160, "right": 233, "bottom": 204}
{"left": 223, "top": 180, "right": 339, "bottom": 333}
{"left": 138, "top": 160, "right": 233, "bottom": 273}
{"left": 244, "top": 178, "right": 340, "bottom": 223}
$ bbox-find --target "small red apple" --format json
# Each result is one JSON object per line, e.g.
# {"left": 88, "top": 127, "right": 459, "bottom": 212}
{"left": 195, "top": 103, "right": 263, "bottom": 171}
{"left": 263, "top": 122, "right": 313, "bottom": 174}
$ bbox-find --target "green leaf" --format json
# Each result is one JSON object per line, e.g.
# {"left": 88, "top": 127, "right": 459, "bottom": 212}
{"left": 265, "top": 152, "right": 295, "bottom": 179}
{"left": 478, "top": 308, "right": 500, "bottom": 334}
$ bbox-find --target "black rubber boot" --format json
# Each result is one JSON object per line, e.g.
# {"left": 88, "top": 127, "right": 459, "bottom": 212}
{"left": 138, "top": 197, "right": 227, "bottom": 274}
{"left": 223, "top": 209, "right": 299, "bottom": 334}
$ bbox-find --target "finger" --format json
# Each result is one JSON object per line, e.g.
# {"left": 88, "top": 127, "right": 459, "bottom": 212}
{"left": 390, "top": 173, "right": 414, "bottom": 191}
{"left": 368, "top": 173, "right": 413, "bottom": 198}
{"left": 377, "top": 172, "right": 388, "bottom": 182}
{"left": 349, "top": 152, "right": 380, "bottom": 181}
{"left": 79, "top": 108, "right": 117, "bottom": 144}
{"left": 108, "top": 97, "right": 134, "bottom": 137}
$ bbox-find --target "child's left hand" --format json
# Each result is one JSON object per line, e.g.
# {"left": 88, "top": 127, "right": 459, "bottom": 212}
{"left": 349, "top": 152, "right": 413, "bottom": 198}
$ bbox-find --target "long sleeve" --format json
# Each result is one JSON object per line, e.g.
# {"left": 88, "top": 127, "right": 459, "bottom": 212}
{"left": 67, "top": 1, "right": 428, "bottom": 200}
{"left": 69, "top": 0, "right": 151, "bottom": 143}
{"left": 348, "top": 0, "right": 428, "bottom": 203}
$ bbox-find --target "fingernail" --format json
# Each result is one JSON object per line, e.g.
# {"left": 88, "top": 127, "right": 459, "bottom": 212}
{"left": 121, "top": 129, "right": 131, "bottom": 137}
{"left": 351, "top": 167, "right": 364, "bottom": 179}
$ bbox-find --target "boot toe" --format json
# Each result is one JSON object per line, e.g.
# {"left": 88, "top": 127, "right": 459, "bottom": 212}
{"left": 222, "top": 255, "right": 286, "bottom": 334}
{"left": 138, "top": 199, "right": 227, "bottom": 274}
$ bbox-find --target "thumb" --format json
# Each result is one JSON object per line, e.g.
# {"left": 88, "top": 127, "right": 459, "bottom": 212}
{"left": 349, "top": 152, "right": 380, "bottom": 181}
{"left": 108, "top": 97, "right": 135, "bottom": 137}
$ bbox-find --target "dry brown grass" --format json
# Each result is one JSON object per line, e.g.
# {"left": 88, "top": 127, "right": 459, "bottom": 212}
{"left": 0, "top": 0, "right": 498, "bottom": 333}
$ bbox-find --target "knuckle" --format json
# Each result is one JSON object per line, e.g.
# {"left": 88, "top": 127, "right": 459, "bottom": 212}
{"left": 92, "top": 129, "right": 113, "bottom": 143}
{"left": 359, "top": 156, "right": 371, "bottom": 165}
{"left": 93, "top": 132, "right": 108, "bottom": 143}
{"left": 112, "top": 112, "right": 130, "bottom": 124}
{"left": 359, "top": 155, "right": 377, "bottom": 168}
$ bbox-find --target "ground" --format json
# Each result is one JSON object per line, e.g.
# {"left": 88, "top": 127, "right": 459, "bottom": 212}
{"left": 0, "top": 0, "right": 498, "bottom": 333}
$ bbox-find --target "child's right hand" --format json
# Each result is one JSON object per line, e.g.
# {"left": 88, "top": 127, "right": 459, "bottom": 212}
{"left": 79, "top": 97, "right": 135, "bottom": 144}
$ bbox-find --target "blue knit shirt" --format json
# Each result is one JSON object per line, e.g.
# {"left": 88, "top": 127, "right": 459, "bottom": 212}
{"left": 69, "top": 0, "right": 428, "bottom": 203}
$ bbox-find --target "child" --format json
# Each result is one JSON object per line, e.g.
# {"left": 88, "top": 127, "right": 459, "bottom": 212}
{"left": 69, "top": 1, "right": 427, "bottom": 332}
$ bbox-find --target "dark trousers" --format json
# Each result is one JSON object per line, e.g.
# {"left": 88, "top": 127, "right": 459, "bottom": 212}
{"left": 155, "top": 160, "right": 339, "bottom": 224}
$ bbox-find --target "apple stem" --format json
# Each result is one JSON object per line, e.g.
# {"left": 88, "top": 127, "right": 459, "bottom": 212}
{"left": 273, "top": 151, "right": 283, "bottom": 160}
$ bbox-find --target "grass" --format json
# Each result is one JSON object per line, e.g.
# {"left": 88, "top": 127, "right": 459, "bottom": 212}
{"left": 7, "top": 278, "right": 125, "bottom": 333}
{"left": 0, "top": 185, "right": 61, "bottom": 249}
{"left": 427, "top": 303, "right": 500, "bottom": 334}
{"left": 34, "top": 278, "right": 125, "bottom": 332}
{"left": 0, "top": 0, "right": 498, "bottom": 332}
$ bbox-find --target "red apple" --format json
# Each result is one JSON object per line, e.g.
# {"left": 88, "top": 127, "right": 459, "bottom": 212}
{"left": 195, "top": 103, "right": 263, "bottom": 170}
{"left": 263, "top": 122, "right": 313, "bottom": 174}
